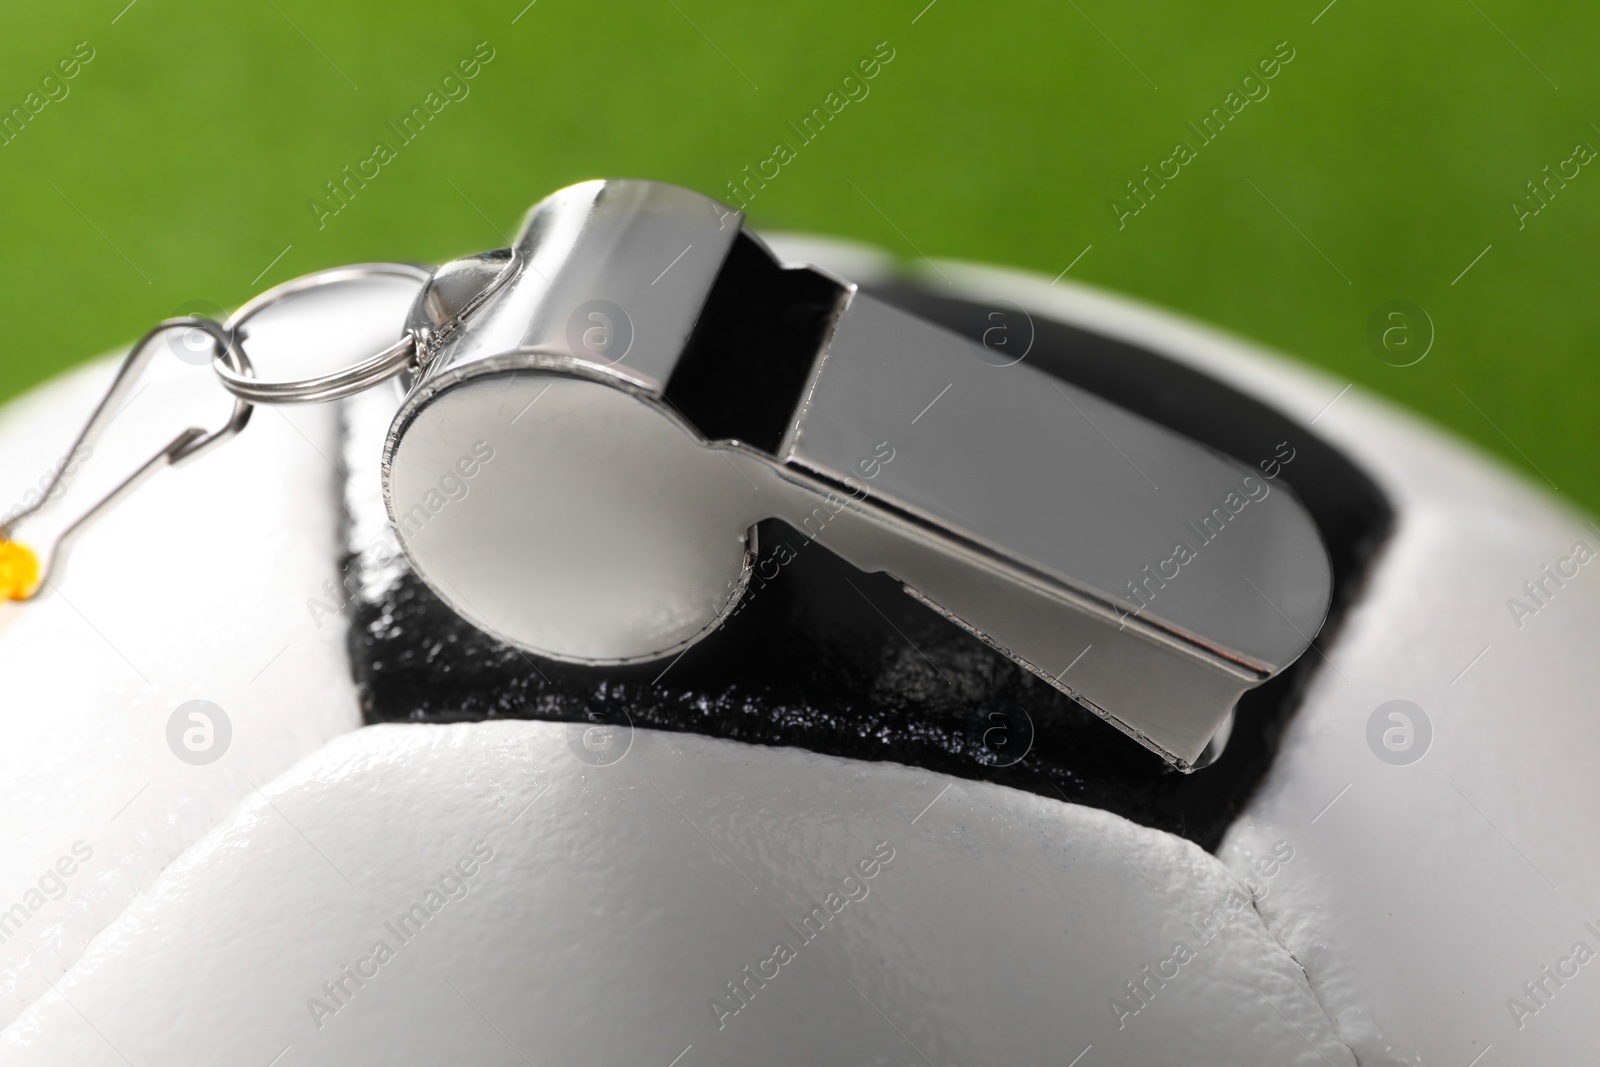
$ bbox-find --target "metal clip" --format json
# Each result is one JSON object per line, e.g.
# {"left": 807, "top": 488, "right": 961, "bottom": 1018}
{"left": 3, "top": 262, "right": 438, "bottom": 598}
{"left": 383, "top": 179, "right": 1334, "bottom": 770}
{"left": 1, "top": 318, "right": 252, "bottom": 599}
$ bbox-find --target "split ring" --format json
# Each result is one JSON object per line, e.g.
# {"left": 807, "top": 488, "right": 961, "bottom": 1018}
{"left": 211, "top": 263, "right": 433, "bottom": 404}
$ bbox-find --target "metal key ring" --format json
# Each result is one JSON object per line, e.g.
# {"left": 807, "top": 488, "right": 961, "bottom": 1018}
{"left": 212, "top": 263, "right": 434, "bottom": 405}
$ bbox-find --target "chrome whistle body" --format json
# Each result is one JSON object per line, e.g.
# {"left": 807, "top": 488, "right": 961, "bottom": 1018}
{"left": 382, "top": 179, "right": 1332, "bottom": 770}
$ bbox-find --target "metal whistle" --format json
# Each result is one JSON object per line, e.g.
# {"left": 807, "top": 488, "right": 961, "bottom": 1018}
{"left": 385, "top": 179, "right": 1333, "bottom": 770}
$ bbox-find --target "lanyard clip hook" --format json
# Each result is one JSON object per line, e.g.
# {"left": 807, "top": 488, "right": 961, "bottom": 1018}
{"left": 1, "top": 318, "right": 252, "bottom": 600}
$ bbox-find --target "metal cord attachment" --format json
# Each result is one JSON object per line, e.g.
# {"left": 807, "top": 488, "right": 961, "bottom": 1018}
{"left": 1, "top": 317, "right": 253, "bottom": 598}
{"left": 2, "top": 260, "right": 436, "bottom": 601}
{"left": 212, "top": 263, "right": 434, "bottom": 404}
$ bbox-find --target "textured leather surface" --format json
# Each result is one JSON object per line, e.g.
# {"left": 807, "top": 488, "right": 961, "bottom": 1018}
{"left": 1, "top": 721, "right": 1355, "bottom": 1066}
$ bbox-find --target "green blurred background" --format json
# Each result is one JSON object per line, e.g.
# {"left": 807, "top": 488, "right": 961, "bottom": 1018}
{"left": 1, "top": 0, "right": 1594, "bottom": 511}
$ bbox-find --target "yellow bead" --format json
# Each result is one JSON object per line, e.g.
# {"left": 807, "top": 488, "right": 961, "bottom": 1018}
{"left": 0, "top": 540, "right": 40, "bottom": 600}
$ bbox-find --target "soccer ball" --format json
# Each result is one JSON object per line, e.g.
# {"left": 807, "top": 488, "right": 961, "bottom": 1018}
{"left": 0, "top": 232, "right": 1594, "bottom": 1066}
